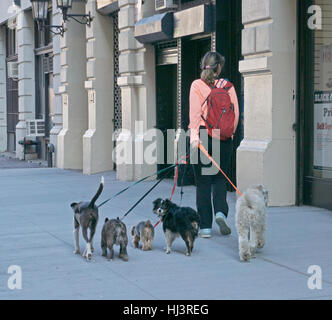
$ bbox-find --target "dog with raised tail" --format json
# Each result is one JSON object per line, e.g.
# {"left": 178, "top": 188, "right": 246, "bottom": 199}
{"left": 131, "top": 220, "right": 155, "bottom": 251}
{"left": 153, "top": 198, "right": 200, "bottom": 256}
{"left": 70, "top": 176, "right": 104, "bottom": 261}
{"left": 235, "top": 184, "right": 268, "bottom": 262}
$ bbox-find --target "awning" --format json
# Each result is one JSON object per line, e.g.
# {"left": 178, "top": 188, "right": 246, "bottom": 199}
{"left": 134, "top": 12, "right": 173, "bottom": 44}
{"left": 173, "top": 4, "right": 212, "bottom": 38}
{"left": 134, "top": 4, "right": 213, "bottom": 44}
{"left": 97, "top": 0, "right": 119, "bottom": 16}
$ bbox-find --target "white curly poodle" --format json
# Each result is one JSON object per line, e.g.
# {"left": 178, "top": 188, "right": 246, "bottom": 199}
{"left": 235, "top": 184, "right": 268, "bottom": 262}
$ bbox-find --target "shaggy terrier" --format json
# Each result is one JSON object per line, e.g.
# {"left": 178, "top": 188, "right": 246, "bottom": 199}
{"left": 235, "top": 184, "right": 268, "bottom": 262}
{"left": 101, "top": 217, "right": 129, "bottom": 261}
{"left": 131, "top": 220, "right": 155, "bottom": 251}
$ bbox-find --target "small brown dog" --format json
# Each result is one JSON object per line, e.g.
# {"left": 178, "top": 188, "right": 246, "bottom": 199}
{"left": 131, "top": 220, "right": 154, "bottom": 251}
{"left": 101, "top": 217, "right": 129, "bottom": 261}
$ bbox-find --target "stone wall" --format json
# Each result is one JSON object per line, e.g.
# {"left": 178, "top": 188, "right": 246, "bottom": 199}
{"left": 237, "top": 0, "right": 297, "bottom": 206}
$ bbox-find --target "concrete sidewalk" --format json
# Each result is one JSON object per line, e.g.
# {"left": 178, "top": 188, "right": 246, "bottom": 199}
{"left": 0, "top": 167, "right": 331, "bottom": 300}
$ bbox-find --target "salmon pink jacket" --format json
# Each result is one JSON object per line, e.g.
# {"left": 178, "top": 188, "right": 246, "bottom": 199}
{"left": 189, "top": 78, "right": 239, "bottom": 144}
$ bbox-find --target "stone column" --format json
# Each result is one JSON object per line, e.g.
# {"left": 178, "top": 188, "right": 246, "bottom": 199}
{"left": 49, "top": 0, "right": 63, "bottom": 167}
{"left": 83, "top": 0, "right": 114, "bottom": 175}
{"left": 116, "top": 0, "right": 157, "bottom": 181}
{"left": 16, "top": 10, "right": 35, "bottom": 159}
{"left": 57, "top": 0, "right": 88, "bottom": 170}
{"left": 237, "top": 0, "right": 297, "bottom": 206}
{"left": 0, "top": 26, "right": 7, "bottom": 152}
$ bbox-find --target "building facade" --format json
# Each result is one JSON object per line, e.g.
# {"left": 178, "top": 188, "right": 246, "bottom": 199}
{"left": 0, "top": 0, "right": 331, "bottom": 210}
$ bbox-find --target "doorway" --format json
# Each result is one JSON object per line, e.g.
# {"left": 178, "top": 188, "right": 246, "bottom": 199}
{"left": 35, "top": 53, "right": 53, "bottom": 160}
{"left": 178, "top": 36, "right": 211, "bottom": 185}
{"left": 156, "top": 63, "right": 177, "bottom": 177}
{"left": 6, "top": 27, "right": 18, "bottom": 153}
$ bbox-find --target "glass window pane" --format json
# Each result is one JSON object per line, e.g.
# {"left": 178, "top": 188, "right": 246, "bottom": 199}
{"left": 313, "top": 0, "right": 332, "bottom": 179}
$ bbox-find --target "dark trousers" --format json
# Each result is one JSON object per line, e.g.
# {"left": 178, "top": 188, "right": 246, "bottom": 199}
{"left": 193, "top": 127, "right": 233, "bottom": 229}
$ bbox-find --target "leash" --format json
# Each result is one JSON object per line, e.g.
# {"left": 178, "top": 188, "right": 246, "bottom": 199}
{"left": 198, "top": 143, "right": 242, "bottom": 196}
{"left": 179, "top": 161, "right": 188, "bottom": 206}
{"left": 120, "top": 178, "right": 164, "bottom": 221}
{"left": 97, "top": 163, "right": 176, "bottom": 208}
{"left": 169, "top": 164, "right": 179, "bottom": 201}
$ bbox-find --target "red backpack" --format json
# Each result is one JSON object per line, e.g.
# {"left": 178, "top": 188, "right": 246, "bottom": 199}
{"left": 201, "top": 79, "right": 235, "bottom": 140}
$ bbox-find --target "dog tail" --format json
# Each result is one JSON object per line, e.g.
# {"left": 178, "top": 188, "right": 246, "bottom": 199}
{"left": 105, "top": 217, "right": 109, "bottom": 223}
{"left": 243, "top": 192, "right": 255, "bottom": 210}
{"left": 131, "top": 226, "right": 136, "bottom": 236}
{"left": 89, "top": 176, "right": 104, "bottom": 208}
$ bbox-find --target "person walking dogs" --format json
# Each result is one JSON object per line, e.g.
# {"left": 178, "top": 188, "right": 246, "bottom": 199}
{"left": 189, "top": 52, "right": 239, "bottom": 238}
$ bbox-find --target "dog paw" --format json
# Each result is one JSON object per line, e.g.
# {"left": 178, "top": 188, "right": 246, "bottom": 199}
{"left": 257, "top": 242, "right": 265, "bottom": 249}
{"left": 120, "top": 254, "right": 129, "bottom": 262}
{"left": 86, "top": 253, "right": 92, "bottom": 261}
{"left": 240, "top": 253, "right": 251, "bottom": 262}
{"left": 166, "top": 249, "right": 171, "bottom": 254}
{"left": 73, "top": 249, "right": 80, "bottom": 255}
{"left": 186, "top": 252, "right": 191, "bottom": 256}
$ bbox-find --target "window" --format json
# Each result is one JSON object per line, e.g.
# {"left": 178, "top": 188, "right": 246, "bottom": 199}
{"left": 35, "top": 8, "right": 52, "bottom": 49}
{"left": 6, "top": 28, "right": 17, "bottom": 57}
{"left": 312, "top": 0, "right": 332, "bottom": 179}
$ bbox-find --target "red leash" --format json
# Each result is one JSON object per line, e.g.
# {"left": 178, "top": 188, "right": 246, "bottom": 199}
{"left": 198, "top": 143, "right": 242, "bottom": 196}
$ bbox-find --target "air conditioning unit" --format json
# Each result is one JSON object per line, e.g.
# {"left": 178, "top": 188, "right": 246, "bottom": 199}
{"left": 155, "top": 0, "right": 177, "bottom": 11}
{"left": 7, "top": 61, "right": 18, "bottom": 80}
{"left": 26, "top": 119, "right": 45, "bottom": 137}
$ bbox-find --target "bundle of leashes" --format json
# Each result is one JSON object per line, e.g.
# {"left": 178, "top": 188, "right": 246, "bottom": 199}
{"left": 98, "top": 144, "right": 241, "bottom": 229}
{"left": 97, "top": 164, "right": 176, "bottom": 209}
{"left": 98, "top": 151, "right": 190, "bottom": 226}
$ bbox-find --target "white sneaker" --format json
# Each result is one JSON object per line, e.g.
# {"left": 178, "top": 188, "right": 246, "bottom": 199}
{"left": 215, "top": 212, "right": 231, "bottom": 235}
{"left": 199, "top": 228, "right": 212, "bottom": 238}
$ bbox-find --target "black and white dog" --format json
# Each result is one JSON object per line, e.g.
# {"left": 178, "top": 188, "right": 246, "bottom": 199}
{"left": 70, "top": 177, "right": 104, "bottom": 261}
{"left": 153, "top": 198, "right": 200, "bottom": 256}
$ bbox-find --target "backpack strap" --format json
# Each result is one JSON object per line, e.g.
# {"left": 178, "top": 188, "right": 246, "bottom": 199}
{"left": 222, "top": 79, "right": 233, "bottom": 92}
{"left": 218, "top": 79, "right": 225, "bottom": 88}
{"left": 199, "top": 79, "right": 211, "bottom": 108}
{"left": 200, "top": 94, "right": 209, "bottom": 122}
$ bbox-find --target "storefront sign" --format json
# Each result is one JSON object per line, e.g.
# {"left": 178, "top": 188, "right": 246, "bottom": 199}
{"left": 314, "top": 91, "right": 332, "bottom": 170}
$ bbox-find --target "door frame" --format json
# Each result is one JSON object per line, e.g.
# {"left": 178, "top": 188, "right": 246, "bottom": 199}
{"left": 297, "top": 0, "right": 332, "bottom": 210}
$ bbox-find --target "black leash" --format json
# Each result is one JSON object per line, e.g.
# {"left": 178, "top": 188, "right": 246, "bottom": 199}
{"left": 179, "top": 161, "right": 188, "bottom": 206}
{"left": 97, "top": 164, "right": 176, "bottom": 208}
{"left": 120, "top": 177, "right": 164, "bottom": 221}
